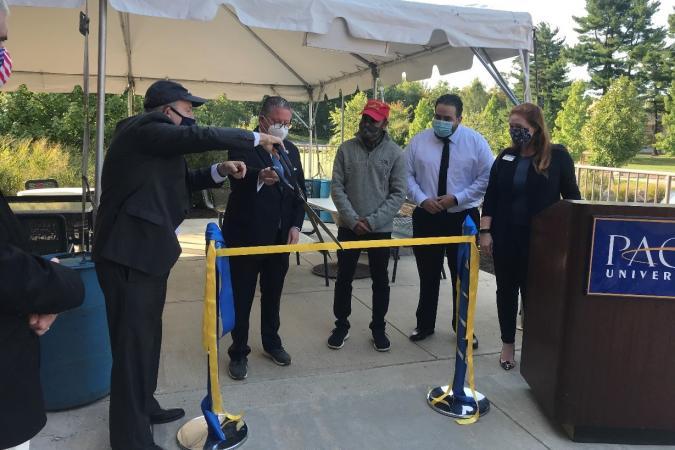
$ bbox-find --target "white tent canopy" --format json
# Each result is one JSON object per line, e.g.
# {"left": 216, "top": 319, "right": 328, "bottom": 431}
{"left": 7, "top": 0, "right": 532, "bottom": 102}
{"left": 7, "top": 0, "right": 532, "bottom": 202}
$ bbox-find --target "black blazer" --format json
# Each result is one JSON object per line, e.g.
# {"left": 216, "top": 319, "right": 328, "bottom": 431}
{"left": 92, "top": 112, "right": 255, "bottom": 275}
{"left": 223, "top": 138, "right": 306, "bottom": 248}
{"left": 482, "top": 144, "right": 581, "bottom": 234}
{"left": 0, "top": 194, "right": 85, "bottom": 448}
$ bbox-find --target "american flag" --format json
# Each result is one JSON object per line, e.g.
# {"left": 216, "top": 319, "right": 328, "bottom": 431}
{"left": 0, "top": 48, "right": 12, "bottom": 87}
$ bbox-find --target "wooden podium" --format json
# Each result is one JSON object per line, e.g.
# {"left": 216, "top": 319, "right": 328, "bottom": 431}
{"left": 521, "top": 200, "right": 675, "bottom": 444}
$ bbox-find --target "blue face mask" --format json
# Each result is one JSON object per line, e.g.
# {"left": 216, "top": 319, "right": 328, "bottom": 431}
{"left": 432, "top": 119, "right": 455, "bottom": 138}
{"left": 170, "top": 106, "right": 197, "bottom": 127}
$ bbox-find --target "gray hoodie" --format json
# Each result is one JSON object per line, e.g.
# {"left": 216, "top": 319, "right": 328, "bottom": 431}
{"left": 331, "top": 134, "right": 407, "bottom": 233}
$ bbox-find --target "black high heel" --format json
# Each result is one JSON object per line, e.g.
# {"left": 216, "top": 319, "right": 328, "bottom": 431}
{"left": 499, "top": 357, "right": 516, "bottom": 371}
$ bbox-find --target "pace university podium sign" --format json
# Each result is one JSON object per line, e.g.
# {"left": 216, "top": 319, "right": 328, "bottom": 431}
{"left": 588, "top": 217, "right": 675, "bottom": 299}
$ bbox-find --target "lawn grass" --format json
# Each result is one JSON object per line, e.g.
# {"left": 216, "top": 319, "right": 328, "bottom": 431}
{"left": 625, "top": 154, "right": 675, "bottom": 173}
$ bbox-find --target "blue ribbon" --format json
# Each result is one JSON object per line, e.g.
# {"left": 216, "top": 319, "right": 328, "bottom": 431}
{"left": 451, "top": 216, "right": 477, "bottom": 400}
{"left": 202, "top": 223, "right": 237, "bottom": 441}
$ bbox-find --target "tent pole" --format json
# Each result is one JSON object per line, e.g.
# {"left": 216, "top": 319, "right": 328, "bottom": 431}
{"left": 309, "top": 98, "right": 314, "bottom": 178}
{"left": 520, "top": 49, "right": 531, "bottom": 103}
{"left": 340, "top": 89, "right": 344, "bottom": 144}
{"left": 471, "top": 47, "right": 519, "bottom": 105}
{"left": 127, "top": 84, "right": 134, "bottom": 116}
{"left": 94, "top": 0, "right": 108, "bottom": 207}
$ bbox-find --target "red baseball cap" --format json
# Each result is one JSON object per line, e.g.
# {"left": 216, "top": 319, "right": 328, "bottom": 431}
{"left": 362, "top": 99, "right": 390, "bottom": 122}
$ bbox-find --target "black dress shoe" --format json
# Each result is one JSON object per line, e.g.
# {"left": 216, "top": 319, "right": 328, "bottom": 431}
{"left": 149, "top": 407, "right": 185, "bottom": 425}
{"left": 409, "top": 329, "right": 434, "bottom": 342}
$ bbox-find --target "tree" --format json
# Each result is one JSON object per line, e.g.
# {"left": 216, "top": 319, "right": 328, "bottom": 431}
{"left": 328, "top": 92, "right": 368, "bottom": 145}
{"left": 383, "top": 80, "right": 425, "bottom": 112}
{"left": 407, "top": 97, "right": 434, "bottom": 142}
{"left": 464, "top": 94, "right": 511, "bottom": 153}
{"left": 460, "top": 78, "right": 489, "bottom": 117}
{"left": 582, "top": 77, "right": 645, "bottom": 166}
{"left": 514, "top": 23, "right": 570, "bottom": 128}
{"left": 552, "top": 81, "right": 592, "bottom": 161}
{"left": 571, "top": 0, "right": 631, "bottom": 93}
{"left": 655, "top": 80, "right": 675, "bottom": 155}
{"left": 571, "top": 0, "right": 667, "bottom": 96}
{"left": 387, "top": 101, "right": 412, "bottom": 146}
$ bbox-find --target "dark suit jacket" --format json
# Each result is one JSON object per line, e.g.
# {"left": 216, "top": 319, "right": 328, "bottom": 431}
{"left": 482, "top": 144, "right": 581, "bottom": 236}
{"left": 0, "top": 193, "right": 85, "bottom": 448}
{"left": 223, "top": 138, "right": 306, "bottom": 248}
{"left": 92, "top": 112, "right": 255, "bottom": 275}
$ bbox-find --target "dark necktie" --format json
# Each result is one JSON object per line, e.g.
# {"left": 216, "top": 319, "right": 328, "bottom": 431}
{"left": 437, "top": 137, "right": 450, "bottom": 197}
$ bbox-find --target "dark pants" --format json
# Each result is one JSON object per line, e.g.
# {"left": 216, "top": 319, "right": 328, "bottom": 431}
{"left": 493, "top": 224, "right": 531, "bottom": 344}
{"left": 95, "top": 259, "right": 168, "bottom": 450}
{"left": 412, "top": 207, "right": 480, "bottom": 333}
{"left": 333, "top": 227, "right": 392, "bottom": 332}
{"left": 228, "top": 233, "right": 289, "bottom": 361}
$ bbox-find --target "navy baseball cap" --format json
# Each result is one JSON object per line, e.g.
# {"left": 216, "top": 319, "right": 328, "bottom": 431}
{"left": 144, "top": 80, "right": 207, "bottom": 110}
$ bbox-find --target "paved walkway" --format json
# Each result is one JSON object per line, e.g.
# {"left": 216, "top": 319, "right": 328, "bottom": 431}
{"left": 31, "top": 220, "right": 659, "bottom": 450}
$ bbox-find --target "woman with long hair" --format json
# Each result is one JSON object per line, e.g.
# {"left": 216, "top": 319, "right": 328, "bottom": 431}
{"left": 480, "top": 103, "right": 581, "bottom": 370}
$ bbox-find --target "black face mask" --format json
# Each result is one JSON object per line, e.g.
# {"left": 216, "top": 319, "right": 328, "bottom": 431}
{"left": 170, "top": 106, "right": 197, "bottom": 127}
{"left": 357, "top": 119, "right": 385, "bottom": 148}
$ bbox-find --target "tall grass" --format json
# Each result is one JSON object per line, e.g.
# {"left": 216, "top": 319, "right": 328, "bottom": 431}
{"left": 0, "top": 137, "right": 82, "bottom": 195}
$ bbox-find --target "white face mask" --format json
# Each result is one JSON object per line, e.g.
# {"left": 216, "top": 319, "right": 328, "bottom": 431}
{"left": 266, "top": 123, "right": 289, "bottom": 141}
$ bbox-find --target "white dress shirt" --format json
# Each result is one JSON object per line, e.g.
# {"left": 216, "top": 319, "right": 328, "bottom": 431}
{"left": 405, "top": 125, "right": 494, "bottom": 212}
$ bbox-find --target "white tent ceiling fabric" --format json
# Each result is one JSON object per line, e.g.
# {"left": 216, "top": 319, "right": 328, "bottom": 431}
{"left": 6, "top": 0, "right": 532, "bottom": 101}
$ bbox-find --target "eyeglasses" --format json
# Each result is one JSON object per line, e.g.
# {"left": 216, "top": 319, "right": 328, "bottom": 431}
{"left": 262, "top": 116, "right": 292, "bottom": 129}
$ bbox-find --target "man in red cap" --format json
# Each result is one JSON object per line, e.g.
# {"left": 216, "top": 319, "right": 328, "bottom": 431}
{"left": 328, "top": 99, "right": 407, "bottom": 352}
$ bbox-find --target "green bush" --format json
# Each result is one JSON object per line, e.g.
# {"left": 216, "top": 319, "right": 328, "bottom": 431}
{"left": 0, "top": 137, "right": 80, "bottom": 195}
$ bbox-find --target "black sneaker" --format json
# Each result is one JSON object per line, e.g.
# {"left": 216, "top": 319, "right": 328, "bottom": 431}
{"left": 327, "top": 328, "right": 350, "bottom": 349}
{"left": 265, "top": 347, "right": 291, "bottom": 366}
{"left": 372, "top": 331, "right": 391, "bottom": 352}
{"left": 228, "top": 358, "right": 248, "bottom": 380}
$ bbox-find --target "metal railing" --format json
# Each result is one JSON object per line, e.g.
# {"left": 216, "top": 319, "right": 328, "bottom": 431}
{"left": 296, "top": 144, "right": 339, "bottom": 179}
{"left": 576, "top": 165, "right": 674, "bottom": 205}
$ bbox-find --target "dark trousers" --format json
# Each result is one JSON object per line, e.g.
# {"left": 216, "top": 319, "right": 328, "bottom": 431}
{"left": 333, "top": 227, "right": 392, "bottom": 332}
{"left": 228, "top": 233, "right": 289, "bottom": 361}
{"left": 493, "top": 224, "right": 531, "bottom": 344}
{"left": 412, "top": 207, "right": 480, "bottom": 333}
{"left": 95, "top": 259, "right": 169, "bottom": 450}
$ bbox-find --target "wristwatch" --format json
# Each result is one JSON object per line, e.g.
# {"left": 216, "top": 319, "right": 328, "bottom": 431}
{"left": 479, "top": 228, "right": 491, "bottom": 234}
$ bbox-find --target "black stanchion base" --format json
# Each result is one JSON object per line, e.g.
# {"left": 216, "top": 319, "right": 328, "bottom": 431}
{"left": 426, "top": 386, "right": 490, "bottom": 419}
{"left": 176, "top": 415, "right": 248, "bottom": 450}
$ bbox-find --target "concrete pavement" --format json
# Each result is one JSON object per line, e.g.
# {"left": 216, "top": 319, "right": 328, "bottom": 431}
{"left": 30, "top": 220, "right": 659, "bottom": 450}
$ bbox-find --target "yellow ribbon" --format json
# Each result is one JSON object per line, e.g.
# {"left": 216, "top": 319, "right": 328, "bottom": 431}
{"left": 202, "top": 241, "right": 242, "bottom": 421}
{"left": 456, "top": 242, "right": 481, "bottom": 425}
{"left": 204, "top": 235, "right": 481, "bottom": 424}
{"left": 215, "top": 236, "right": 474, "bottom": 257}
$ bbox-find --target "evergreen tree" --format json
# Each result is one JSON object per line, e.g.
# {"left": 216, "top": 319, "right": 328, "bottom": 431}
{"left": 571, "top": 0, "right": 631, "bottom": 94}
{"left": 406, "top": 97, "right": 434, "bottom": 143}
{"left": 511, "top": 23, "right": 570, "bottom": 128}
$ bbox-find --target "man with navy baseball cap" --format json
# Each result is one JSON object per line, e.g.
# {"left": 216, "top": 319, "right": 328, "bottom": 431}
{"left": 93, "top": 80, "right": 283, "bottom": 450}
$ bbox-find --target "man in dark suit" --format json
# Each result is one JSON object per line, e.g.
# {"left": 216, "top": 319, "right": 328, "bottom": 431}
{"left": 92, "top": 80, "right": 282, "bottom": 450}
{"left": 224, "top": 96, "right": 306, "bottom": 381}
{"left": 0, "top": 3, "right": 86, "bottom": 448}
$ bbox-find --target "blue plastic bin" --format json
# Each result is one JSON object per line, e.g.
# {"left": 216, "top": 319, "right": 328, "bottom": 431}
{"left": 39, "top": 253, "right": 112, "bottom": 410}
{"left": 317, "top": 179, "right": 333, "bottom": 223}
